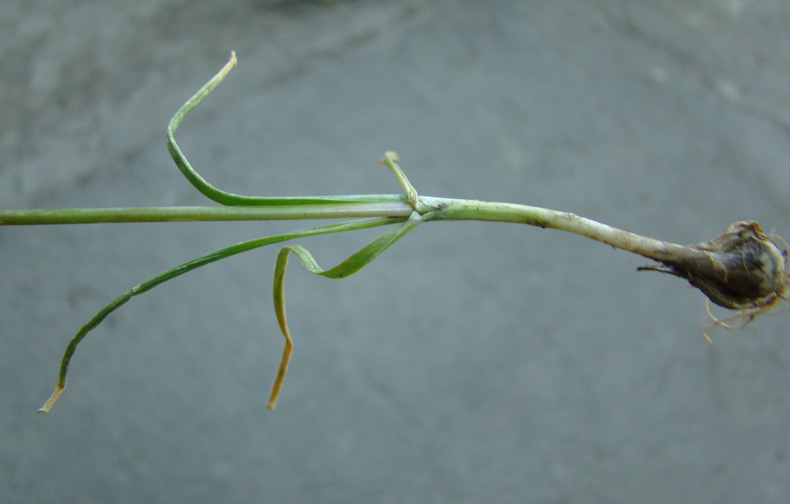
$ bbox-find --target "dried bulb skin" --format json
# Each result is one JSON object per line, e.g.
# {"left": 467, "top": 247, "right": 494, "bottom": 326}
{"left": 639, "top": 221, "right": 788, "bottom": 309}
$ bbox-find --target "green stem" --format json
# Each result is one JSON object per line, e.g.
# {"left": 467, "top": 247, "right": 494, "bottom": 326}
{"left": 0, "top": 200, "right": 411, "bottom": 225}
{"left": 0, "top": 196, "right": 686, "bottom": 264}
{"left": 421, "top": 197, "right": 686, "bottom": 263}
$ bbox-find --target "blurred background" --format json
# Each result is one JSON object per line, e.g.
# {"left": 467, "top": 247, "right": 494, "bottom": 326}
{"left": 2, "top": 1, "right": 789, "bottom": 502}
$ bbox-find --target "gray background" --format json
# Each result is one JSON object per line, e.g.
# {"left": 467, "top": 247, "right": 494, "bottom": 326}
{"left": 2, "top": 1, "right": 790, "bottom": 502}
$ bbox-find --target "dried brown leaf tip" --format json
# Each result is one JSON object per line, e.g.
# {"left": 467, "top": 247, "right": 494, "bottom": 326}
{"left": 640, "top": 221, "right": 789, "bottom": 341}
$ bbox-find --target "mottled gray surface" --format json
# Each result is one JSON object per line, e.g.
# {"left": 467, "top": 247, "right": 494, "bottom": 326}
{"left": 2, "top": 1, "right": 790, "bottom": 502}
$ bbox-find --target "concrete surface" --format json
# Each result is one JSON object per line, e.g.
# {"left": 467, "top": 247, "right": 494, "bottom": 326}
{"left": 2, "top": 1, "right": 790, "bottom": 502}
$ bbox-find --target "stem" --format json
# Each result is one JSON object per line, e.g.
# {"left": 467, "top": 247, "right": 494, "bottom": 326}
{"left": 421, "top": 197, "right": 686, "bottom": 263}
{"left": 0, "top": 197, "right": 697, "bottom": 270}
{"left": 3, "top": 197, "right": 783, "bottom": 298}
{"left": 0, "top": 200, "right": 411, "bottom": 225}
{"left": 0, "top": 195, "right": 750, "bottom": 266}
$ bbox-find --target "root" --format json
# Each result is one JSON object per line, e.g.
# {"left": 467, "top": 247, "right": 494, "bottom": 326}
{"left": 702, "top": 295, "right": 786, "bottom": 345}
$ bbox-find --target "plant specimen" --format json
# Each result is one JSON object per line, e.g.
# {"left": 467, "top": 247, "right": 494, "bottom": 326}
{"left": 2, "top": 53, "right": 787, "bottom": 414}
